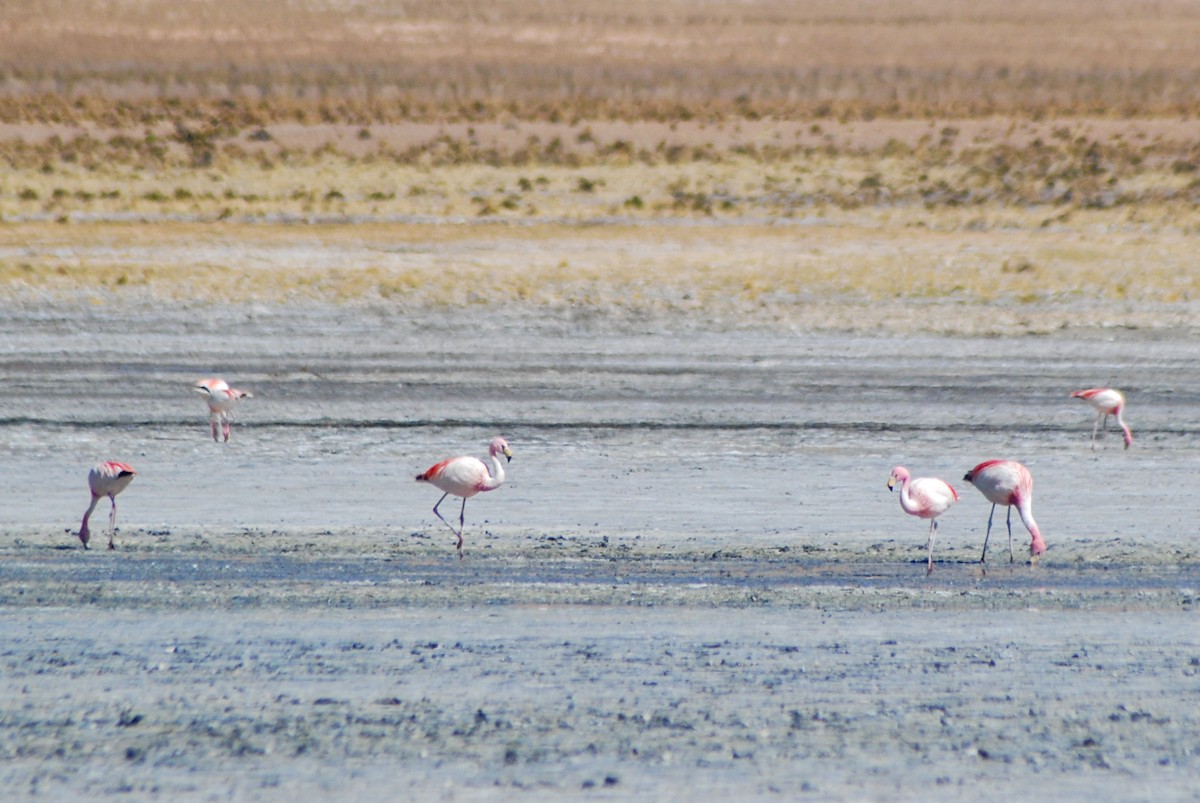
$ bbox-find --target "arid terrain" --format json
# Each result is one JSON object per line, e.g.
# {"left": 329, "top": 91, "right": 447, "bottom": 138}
{"left": 2, "top": 1, "right": 1200, "bottom": 800}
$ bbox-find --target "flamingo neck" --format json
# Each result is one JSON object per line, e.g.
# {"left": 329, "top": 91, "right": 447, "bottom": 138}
{"left": 896, "top": 478, "right": 920, "bottom": 515}
{"left": 80, "top": 494, "right": 100, "bottom": 539}
{"left": 480, "top": 453, "right": 507, "bottom": 491}
{"left": 1115, "top": 409, "right": 1133, "bottom": 447}
{"left": 1016, "top": 500, "right": 1046, "bottom": 555}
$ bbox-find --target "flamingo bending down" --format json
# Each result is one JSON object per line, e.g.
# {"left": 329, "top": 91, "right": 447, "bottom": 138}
{"left": 962, "top": 460, "right": 1046, "bottom": 566}
{"left": 194, "top": 377, "right": 253, "bottom": 442}
{"left": 415, "top": 437, "right": 513, "bottom": 558}
{"left": 1071, "top": 388, "right": 1132, "bottom": 449}
{"left": 79, "top": 461, "right": 137, "bottom": 549}
{"left": 888, "top": 466, "right": 958, "bottom": 574}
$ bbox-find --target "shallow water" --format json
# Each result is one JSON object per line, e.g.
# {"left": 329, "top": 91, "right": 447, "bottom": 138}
{"left": 4, "top": 301, "right": 1199, "bottom": 539}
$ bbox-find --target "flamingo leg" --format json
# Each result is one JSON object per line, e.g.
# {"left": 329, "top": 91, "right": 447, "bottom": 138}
{"left": 210, "top": 417, "right": 221, "bottom": 442}
{"left": 455, "top": 498, "right": 469, "bottom": 559}
{"left": 431, "top": 493, "right": 467, "bottom": 558}
{"left": 1006, "top": 506, "right": 1015, "bottom": 563}
{"left": 926, "top": 518, "right": 937, "bottom": 575}
{"left": 980, "top": 504, "right": 996, "bottom": 565}
{"left": 222, "top": 415, "right": 232, "bottom": 442}
{"left": 1090, "top": 413, "right": 1102, "bottom": 449}
{"left": 107, "top": 495, "right": 118, "bottom": 550}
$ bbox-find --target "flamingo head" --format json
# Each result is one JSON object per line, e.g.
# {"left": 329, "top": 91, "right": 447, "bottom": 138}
{"left": 887, "top": 466, "right": 909, "bottom": 492}
{"left": 490, "top": 437, "right": 513, "bottom": 463}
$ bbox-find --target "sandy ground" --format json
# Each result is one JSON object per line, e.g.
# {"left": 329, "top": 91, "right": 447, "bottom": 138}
{"left": 1, "top": 299, "right": 1199, "bottom": 800}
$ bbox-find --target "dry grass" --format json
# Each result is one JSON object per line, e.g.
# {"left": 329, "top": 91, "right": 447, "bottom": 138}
{"left": 2, "top": 0, "right": 1199, "bottom": 333}
{"left": 4, "top": 0, "right": 1200, "bottom": 121}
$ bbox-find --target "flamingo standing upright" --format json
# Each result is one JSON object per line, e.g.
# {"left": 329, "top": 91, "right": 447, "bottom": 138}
{"left": 887, "top": 466, "right": 959, "bottom": 574}
{"left": 963, "top": 460, "right": 1046, "bottom": 566}
{"left": 79, "top": 461, "right": 137, "bottom": 549}
{"left": 415, "top": 437, "right": 513, "bottom": 558}
{"left": 1071, "top": 388, "right": 1132, "bottom": 449}
{"left": 194, "top": 377, "right": 253, "bottom": 442}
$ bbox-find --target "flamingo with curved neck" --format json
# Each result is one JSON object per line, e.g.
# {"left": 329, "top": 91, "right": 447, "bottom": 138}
{"left": 79, "top": 461, "right": 137, "bottom": 550}
{"left": 416, "top": 437, "right": 513, "bottom": 558}
{"left": 963, "top": 459, "right": 1046, "bottom": 566}
{"left": 888, "top": 466, "right": 958, "bottom": 574}
{"left": 1071, "top": 387, "right": 1132, "bottom": 449}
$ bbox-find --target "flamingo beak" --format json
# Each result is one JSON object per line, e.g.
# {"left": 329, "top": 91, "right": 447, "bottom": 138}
{"left": 887, "top": 477, "right": 896, "bottom": 491}
{"left": 503, "top": 447, "right": 513, "bottom": 462}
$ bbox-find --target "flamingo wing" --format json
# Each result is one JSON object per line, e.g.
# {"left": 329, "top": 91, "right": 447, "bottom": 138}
{"left": 417, "top": 456, "right": 489, "bottom": 497}
{"left": 908, "top": 477, "right": 958, "bottom": 517}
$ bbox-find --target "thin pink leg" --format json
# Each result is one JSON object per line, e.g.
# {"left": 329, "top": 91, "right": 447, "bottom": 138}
{"left": 107, "top": 496, "right": 118, "bottom": 550}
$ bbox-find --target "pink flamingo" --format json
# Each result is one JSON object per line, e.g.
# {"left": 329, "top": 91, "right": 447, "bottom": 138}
{"left": 1071, "top": 388, "right": 1132, "bottom": 449}
{"left": 79, "top": 461, "right": 137, "bottom": 550}
{"left": 963, "top": 460, "right": 1046, "bottom": 566}
{"left": 415, "top": 437, "right": 513, "bottom": 558}
{"left": 888, "top": 466, "right": 959, "bottom": 574}
{"left": 194, "top": 377, "right": 253, "bottom": 442}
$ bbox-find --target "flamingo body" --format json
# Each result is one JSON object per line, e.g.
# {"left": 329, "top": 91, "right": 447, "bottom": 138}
{"left": 79, "top": 461, "right": 137, "bottom": 549}
{"left": 416, "top": 437, "right": 513, "bottom": 557}
{"left": 194, "top": 377, "right": 253, "bottom": 442}
{"left": 963, "top": 459, "right": 1046, "bottom": 565}
{"left": 1071, "top": 387, "right": 1132, "bottom": 449}
{"left": 888, "top": 466, "right": 958, "bottom": 574}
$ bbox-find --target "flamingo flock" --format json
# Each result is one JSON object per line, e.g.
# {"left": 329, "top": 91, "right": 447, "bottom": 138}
{"left": 881, "top": 386, "right": 1131, "bottom": 572}
{"left": 74, "top": 376, "right": 1130, "bottom": 564}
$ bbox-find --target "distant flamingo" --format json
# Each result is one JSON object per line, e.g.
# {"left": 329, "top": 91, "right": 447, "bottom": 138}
{"left": 79, "top": 461, "right": 137, "bottom": 550}
{"left": 888, "top": 466, "right": 959, "bottom": 574}
{"left": 194, "top": 377, "right": 253, "bottom": 442}
{"left": 415, "top": 437, "right": 513, "bottom": 558}
{"left": 963, "top": 460, "right": 1046, "bottom": 566}
{"left": 1071, "top": 388, "right": 1132, "bottom": 449}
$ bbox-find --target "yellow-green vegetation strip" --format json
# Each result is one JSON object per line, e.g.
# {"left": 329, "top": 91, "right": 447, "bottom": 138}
{"left": 2, "top": 215, "right": 1197, "bottom": 335}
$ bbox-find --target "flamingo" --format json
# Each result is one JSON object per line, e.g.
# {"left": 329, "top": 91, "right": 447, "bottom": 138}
{"left": 194, "top": 377, "right": 253, "bottom": 442}
{"left": 962, "top": 460, "right": 1046, "bottom": 566}
{"left": 1071, "top": 388, "right": 1132, "bottom": 449}
{"left": 79, "top": 461, "right": 137, "bottom": 549}
{"left": 887, "top": 466, "right": 959, "bottom": 574}
{"left": 415, "top": 437, "right": 513, "bottom": 558}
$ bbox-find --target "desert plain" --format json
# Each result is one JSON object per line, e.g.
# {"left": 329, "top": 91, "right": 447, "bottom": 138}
{"left": 2, "top": 1, "right": 1200, "bottom": 800}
